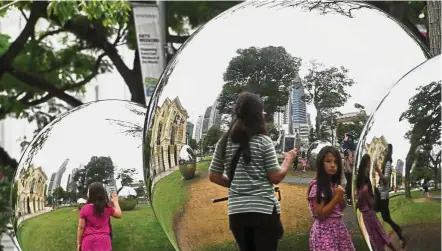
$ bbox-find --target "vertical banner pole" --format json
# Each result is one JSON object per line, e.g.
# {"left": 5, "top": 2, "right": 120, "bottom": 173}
{"left": 132, "top": 3, "right": 166, "bottom": 105}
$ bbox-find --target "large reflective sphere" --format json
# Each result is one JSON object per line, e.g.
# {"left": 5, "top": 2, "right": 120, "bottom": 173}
{"left": 353, "top": 55, "right": 441, "bottom": 251}
{"left": 10, "top": 100, "right": 170, "bottom": 251}
{"left": 307, "top": 140, "right": 332, "bottom": 169}
{"left": 143, "top": 1, "right": 429, "bottom": 250}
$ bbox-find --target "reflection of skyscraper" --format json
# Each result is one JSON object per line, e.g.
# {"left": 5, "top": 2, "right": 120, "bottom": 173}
{"left": 291, "top": 77, "right": 309, "bottom": 143}
{"left": 104, "top": 172, "right": 117, "bottom": 195}
{"left": 291, "top": 77, "right": 307, "bottom": 124}
{"left": 208, "top": 95, "right": 222, "bottom": 130}
{"left": 194, "top": 115, "right": 203, "bottom": 142}
{"left": 67, "top": 167, "right": 80, "bottom": 193}
{"left": 47, "top": 173, "right": 55, "bottom": 196}
{"left": 396, "top": 159, "right": 404, "bottom": 176}
{"left": 201, "top": 106, "right": 212, "bottom": 140}
{"left": 48, "top": 158, "right": 69, "bottom": 196}
{"left": 186, "top": 122, "right": 194, "bottom": 140}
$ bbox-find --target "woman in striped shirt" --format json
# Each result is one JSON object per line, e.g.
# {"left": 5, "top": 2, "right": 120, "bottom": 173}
{"left": 375, "top": 144, "right": 405, "bottom": 247}
{"left": 209, "top": 92, "right": 297, "bottom": 251}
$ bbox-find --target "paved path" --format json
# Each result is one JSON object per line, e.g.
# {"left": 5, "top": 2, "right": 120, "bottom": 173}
{"left": 282, "top": 177, "right": 312, "bottom": 184}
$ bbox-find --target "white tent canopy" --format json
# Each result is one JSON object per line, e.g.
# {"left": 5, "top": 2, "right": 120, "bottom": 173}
{"left": 118, "top": 186, "right": 137, "bottom": 197}
{"left": 77, "top": 198, "right": 87, "bottom": 204}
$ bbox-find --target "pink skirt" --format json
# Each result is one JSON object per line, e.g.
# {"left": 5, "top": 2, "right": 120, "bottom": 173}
{"left": 301, "top": 159, "right": 307, "bottom": 166}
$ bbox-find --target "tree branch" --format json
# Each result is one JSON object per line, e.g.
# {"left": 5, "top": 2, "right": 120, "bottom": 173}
{"left": 4, "top": 65, "right": 83, "bottom": 107}
{"left": 36, "top": 28, "right": 66, "bottom": 43}
{"left": 0, "top": 2, "right": 46, "bottom": 77}
{"left": 62, "top": 53, "right": 106, "bottom": 90}
{"left": 19, "top": 8, "right": 29, "bottom": 22}
{"left": 169, "top": 35, "right": 191, "bottom": 44}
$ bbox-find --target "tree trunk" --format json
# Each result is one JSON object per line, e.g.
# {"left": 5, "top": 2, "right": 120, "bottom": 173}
{"left": 427, "top": 0, "right": 441, "bottom": 56}
{"left": 315, "top": 107, "right": 322, "bottom": 139}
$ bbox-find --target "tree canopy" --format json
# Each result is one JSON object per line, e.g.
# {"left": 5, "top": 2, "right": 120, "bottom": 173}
{"left": 218, "top": 46, "right": 302, "bottom": 121}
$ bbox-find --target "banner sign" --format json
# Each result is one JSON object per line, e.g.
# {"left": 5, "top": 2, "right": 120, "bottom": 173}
{"left": 132, "top": 4, "right": 165, "bottom": 104}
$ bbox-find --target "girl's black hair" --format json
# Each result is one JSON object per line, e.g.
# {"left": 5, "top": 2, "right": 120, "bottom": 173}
{"left": 356, "top": 154, "right": 374, "bottom": 197}
{"left": 86, "top": 182, "right": 109, "bottom": 216}
{"left": 381, "top": 144, "right": 393, "bottom": 175}
{"left": 308, "top": 146, "right": 342, "bottom": 204}
{"left": 218, "top": 92, "right": 267, "bottom": 182}
{"left": 219, "top": 92, "right": 267, "bottom": 161}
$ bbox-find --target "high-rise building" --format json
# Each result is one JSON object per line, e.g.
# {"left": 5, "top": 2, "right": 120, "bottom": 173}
{"left": 48, "top": 159, "right": 69, "bottom": 196}
{"left": 186, "top": 122, "right": 194, "bottom": 140}
{"left": 396, "top": 159, "right": 404, "bottom": 176}
{"left": 201, "top": 106, "right": 212, "bottom": 140}
{"left": 291, "top": 77, "right": 308, "bottom": 124}
{"left": 194, "top": 115, "right": 203, "bottom": 142}
{"left": 67, "top": 167, "right": 80, "bottom": 193}
{"left": 208, "top": 95, "right": 222, "bottom": 130}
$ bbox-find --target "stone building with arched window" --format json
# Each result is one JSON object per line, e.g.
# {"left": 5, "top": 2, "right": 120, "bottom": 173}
{"left": 150, "top": 97, "right": 188, "bottom": 176}
{"left": 364, "top": 136, "right": 397, "bottom": 189}
{"left": 15, "top": 166, "right": 48, "bottom": 217}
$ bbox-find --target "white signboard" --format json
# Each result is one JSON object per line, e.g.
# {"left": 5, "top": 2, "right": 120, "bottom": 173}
{"left": 132, "top": 4, "right": 165, "bottom": 104}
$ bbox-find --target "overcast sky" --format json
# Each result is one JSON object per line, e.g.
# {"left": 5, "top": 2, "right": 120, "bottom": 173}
{"left": 16, "top": 101, "right": 145, "bottom": 192}
{"left": 156, "top": 2, "right": 427, "bottom": 131}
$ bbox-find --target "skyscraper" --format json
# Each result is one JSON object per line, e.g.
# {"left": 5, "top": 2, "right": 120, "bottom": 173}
{"left": 194, "top": 115, "right": 203, "bottom": 142}
{"left": 208, "top": 95, "right": 222, "bottom": 130}
{"left": 201, "top": 106, "right": 212, "bottom": 140}
{"left": 291, "top": 76, "right": 309, "bottom": 144}
{"left": 186, "top": 122, "right": 194, "bottom": 140}
{"left": 48, "top": 159, "right": 69, "bottom": 196}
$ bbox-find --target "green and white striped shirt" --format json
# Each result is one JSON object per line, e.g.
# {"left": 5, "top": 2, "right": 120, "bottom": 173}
{"left": 209, "top": 134, "right": 281, "bottom": 215}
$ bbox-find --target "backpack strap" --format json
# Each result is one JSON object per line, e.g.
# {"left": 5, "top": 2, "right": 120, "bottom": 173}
{"left": 227, "top": 146, "right": 243, "bottom": 188}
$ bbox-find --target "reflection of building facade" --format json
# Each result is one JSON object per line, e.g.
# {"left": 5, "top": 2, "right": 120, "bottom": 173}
{"left": 194, "top": 115, "right": 203, "bottom": 143}
{"left": 364, "top": 136, "right": 397, "bottom": 189}
{"left": 47, "top": 158, "right": 69, "bottom": 197}
{"left": 66, "top": 167, "right": 80, "bottom": 193}
{"left": 150, "top": 97, "right": 188, "bottom": 175}
{"left": 16, "top": 166, "right": 48, "bottom": 216}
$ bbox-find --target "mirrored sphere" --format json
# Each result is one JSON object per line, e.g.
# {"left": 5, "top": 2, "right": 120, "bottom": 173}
{"left": 307, "top": 140, "right": 333, "bottom": 170}
{"left": 10, "top": 100, "right": 162, "bottom": 251}
{"left": 353, "top": 55, "right": 441, "bottom": 251}
{"left": 143, "top": 1, "right": 429, "bottom": 250}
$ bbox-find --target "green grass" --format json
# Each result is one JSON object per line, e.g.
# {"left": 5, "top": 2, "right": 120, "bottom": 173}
{"left": 17, "top": 204, "right": 173, "bottom": 251}
{"left": 378, "top": 190, "right": 441, "bottom": 231}
{"left": 201, "top": 233, "right": 369, "bottom": 251}
{"left": 152, "top": 161, "right": 210, "bottom": 250}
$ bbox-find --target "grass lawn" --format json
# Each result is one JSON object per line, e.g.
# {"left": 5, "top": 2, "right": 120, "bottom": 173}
{"left": 378, "top": 190, "right": 441, "bottom": 231}
{"left": 17, "top": 204, "right": 173, "bottom": 251}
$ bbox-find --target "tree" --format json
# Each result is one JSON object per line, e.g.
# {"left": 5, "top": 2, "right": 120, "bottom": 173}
{"left": 116, "top": 168, "right": 138, "bottom": 187}
{"left": 135, "top": 186, "right": 146, "bottom": 198}
{"left": 427, "top": 1, "right": 441, "bottom": 56}
{"left": 218, "top": 46, "right": 302, "bottom": 121}
{"left": 308, "top": 127, "right": 316, "bottom": 144}
{"left": 52, "top": 187, "right": 65, "bottom": 204}
{"left": 335, "top": 103, "right": 368, "bottom": 142}
{"left": 320, "top": 109, "right": 341, "bottom": 144}
{"left": 188, "top": 137, "right": 198, "bottom": 150}
{"left": 202, "top": 126, "right": 222, "bottom": 153}
{"left": 400, "top": 81, "right": 441, "bottom": 197}
{"left": 266, "top": 123, "right": 279, "bottom": 141}
{"left": 73, "top": 156, "right": 116, "bottom": 198}
{"left": 301, "top": 60, "right": 355, "bottom": 138}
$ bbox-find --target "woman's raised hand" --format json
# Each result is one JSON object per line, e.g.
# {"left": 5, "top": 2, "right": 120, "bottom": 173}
{"left": 283, "top": 148, "right": 298, "bottom": 162}
{"left": 111, "top": 193, "right": 119, "bottom": 204}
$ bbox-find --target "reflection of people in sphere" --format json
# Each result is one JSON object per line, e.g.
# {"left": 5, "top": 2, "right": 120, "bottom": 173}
{"left": 356, "top": 154, "right": 397, "bottom": 251}
{"left": 307, "top": 146, "right": 355, "bottom": 251}
{"left": 375, "top": 144, "right": 405, "bottom": 247}
{"left": 208, "top": 92, "right": 297, "bottom": 251}
{"left": 77, "top": 182, "right": 122, "bottom": 251}
{"left": 342, "top": 132, "right": 356, "bottom": 206}
{"left": 301, "top": 151, "right": 307, "bottom": 172}
{"left": 422, "top": 182, "right": 430, "bottom": 198}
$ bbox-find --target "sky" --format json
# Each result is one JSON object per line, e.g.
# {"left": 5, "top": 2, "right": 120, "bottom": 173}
{"left": 360, "top": 55, "right": 441, "bottom": 175}
{"left": 156, "top": 2, "right": 427, "bottom": 129}
{"left": 16, "top": 100, "right": 146, "bottom": 193}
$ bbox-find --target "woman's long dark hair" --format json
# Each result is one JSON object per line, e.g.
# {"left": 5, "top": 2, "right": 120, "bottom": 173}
{"left": 219, "top": 92, "right": 267, "bottom": 161}
{"left": 356, "top": 154, "right": 374, "bottom": 197}
{"left": 309, "top": 146, "right": 342, "bottom": 204}
{"left": 381, "top": 144, "right": 393, "bottom": 175}
{"left": 86, "top": 182, "right": 108, "bottom": 216}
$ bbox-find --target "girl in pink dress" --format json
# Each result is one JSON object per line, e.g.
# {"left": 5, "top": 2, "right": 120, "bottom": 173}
{"left": 77, "top": 182, "right": 122, "bottom": 251}
{"left": 356, "top": 154, "right": 397, "bottom": 251}
{"left": 307, "top": 146, "right": 355, "bottom": 251}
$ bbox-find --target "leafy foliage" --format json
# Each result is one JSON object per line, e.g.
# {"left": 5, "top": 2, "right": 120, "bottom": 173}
{"left": 117, "top": 168, "right": 138, "bottom": 187}
{"left": 202, "top": 126, "right": 222, "bottom": 153}
{"left": 218, "top": 46, "right": 302, "bottom": 121}
{"left": 301, "top": 60, "right": 355, "bottom": 138}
